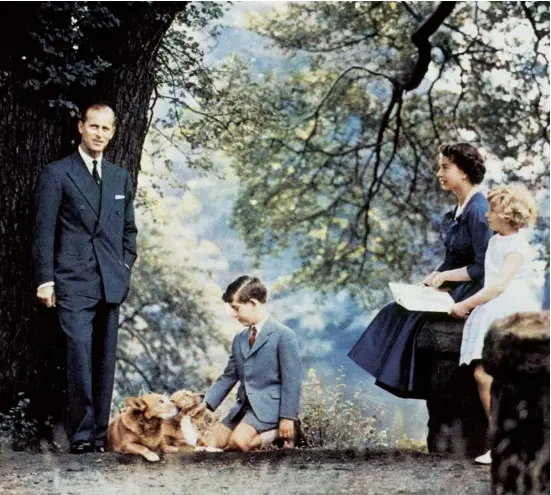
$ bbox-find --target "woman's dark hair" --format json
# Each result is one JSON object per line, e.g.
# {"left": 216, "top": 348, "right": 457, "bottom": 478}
{"left": 438, "top": 142, "right": 486, "bottom": 184}
{"left": 222, "top": 276, "right": 267, "bottom": 304}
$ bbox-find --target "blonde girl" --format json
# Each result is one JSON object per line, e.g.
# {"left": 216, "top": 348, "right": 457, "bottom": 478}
{"left": 450, "top": 184, "right": 539, "bottom": 464}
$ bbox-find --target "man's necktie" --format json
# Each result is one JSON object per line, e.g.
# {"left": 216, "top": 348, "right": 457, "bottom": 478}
{"left": 92, "top": 160, "right": 101, "bottom": 186}
{"left": 249, "top": 326, "right": 257, "bottom": 348}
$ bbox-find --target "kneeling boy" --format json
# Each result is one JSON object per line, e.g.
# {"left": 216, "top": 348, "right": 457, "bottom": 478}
{"left": 191, "top": 276, "right": 302, "bottom": 451}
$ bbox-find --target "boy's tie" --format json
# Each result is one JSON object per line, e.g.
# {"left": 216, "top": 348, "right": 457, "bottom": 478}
{"left": 249, "top": 326, "right": 257, "bottom": 348}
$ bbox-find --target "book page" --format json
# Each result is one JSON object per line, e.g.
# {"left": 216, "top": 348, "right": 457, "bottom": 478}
{"left": 388, "top": 283, "right": 455, "bottom": 313}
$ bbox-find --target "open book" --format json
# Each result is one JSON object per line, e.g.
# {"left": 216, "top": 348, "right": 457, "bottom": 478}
{"left": 389, "top": 283, "right": 455, "bottom": 313}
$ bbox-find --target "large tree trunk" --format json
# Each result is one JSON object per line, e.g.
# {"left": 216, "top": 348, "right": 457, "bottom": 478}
{"left": 0, "top": 2, "right": 185, "bottom": 448}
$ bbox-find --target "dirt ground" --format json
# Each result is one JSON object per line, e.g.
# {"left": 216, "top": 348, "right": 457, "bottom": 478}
{"left": 0, "top": 448, "right": 491, "bottom": 495}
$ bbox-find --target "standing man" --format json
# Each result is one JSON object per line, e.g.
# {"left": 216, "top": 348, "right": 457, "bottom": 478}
{"left": 32, "top": 103, "right": 138, "bottom": 453}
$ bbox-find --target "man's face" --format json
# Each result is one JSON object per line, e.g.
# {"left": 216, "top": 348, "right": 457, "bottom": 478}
{"left": 229, "top": 299, "right": 258, "bottom": 327}
{"left": 78, "top": 108, "right": 116, "bottom": 156}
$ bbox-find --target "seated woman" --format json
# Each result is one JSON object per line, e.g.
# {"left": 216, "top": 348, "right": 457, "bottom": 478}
{"left": 348, "top": 142, "right": 493, "bottom": 399}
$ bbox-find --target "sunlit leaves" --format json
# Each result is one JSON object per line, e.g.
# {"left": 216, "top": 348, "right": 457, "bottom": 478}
{"left": 160, "top": 2, "right": 548, "bottom": 306}
{"left": 117, "top": 218, "right": 229, "bottom": 397}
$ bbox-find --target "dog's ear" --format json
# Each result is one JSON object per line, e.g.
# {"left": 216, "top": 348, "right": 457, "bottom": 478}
{"left": 125, "top": 397, "right": 147, "bottom": 411}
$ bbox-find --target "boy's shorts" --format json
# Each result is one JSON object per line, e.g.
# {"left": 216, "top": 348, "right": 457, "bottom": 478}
{"left": 222, "top": 403, "right": 278, "bottom": 433}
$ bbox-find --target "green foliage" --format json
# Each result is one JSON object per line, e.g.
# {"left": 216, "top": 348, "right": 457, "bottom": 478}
{"left": 299, "top": 368, "right": 388, "bottom": 449}
{"left": 161, "top": 2, "right": 549, "bottom": 307}
{"left": 0, "top": 396, "right": 37, "bottom": 451}
{"left": 116, "top": 217, "right": 230, "bottom": 399}
{"left": 150, "top": 2, "right": 229, "bottom": 174}
{"left": 395, "top": 434, "right": 428, "bottom": 453}
{"left": 2, "top": 2, "right": 225, "bottom": 119}
{"left": 2, "top": 3, "right": 118, "bottom": 103}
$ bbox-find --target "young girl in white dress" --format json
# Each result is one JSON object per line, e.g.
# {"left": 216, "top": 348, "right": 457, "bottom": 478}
{"left": 449, "top": 184, "right": 540, "bottom": 465}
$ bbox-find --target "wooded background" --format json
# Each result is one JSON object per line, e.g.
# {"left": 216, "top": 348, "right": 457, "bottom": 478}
{"left": 0, "top": 1, "right": 547, "bottom": 446}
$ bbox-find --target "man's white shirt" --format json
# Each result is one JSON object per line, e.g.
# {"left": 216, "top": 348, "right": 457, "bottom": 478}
{"left": 78, "top": 146, "right": 103, "bottom": 179}
{"left": 250, "top": 314, "right": 270, "bottom": 336}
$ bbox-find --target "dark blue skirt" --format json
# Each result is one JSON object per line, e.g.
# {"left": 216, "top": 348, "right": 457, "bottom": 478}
{"left": 348, "top": 281, "right": 480, "bottom": 399}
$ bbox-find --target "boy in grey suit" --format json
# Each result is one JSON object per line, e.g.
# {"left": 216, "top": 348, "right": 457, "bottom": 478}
{"left": 191, "top": 276, "right": 302, "bottom": 451}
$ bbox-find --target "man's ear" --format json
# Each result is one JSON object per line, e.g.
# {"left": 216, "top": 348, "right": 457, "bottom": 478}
{"left": 248, "top": 298, "right": 260, "bottom": 308}
{"left": 77, "top": 120, "right": 84, "bottom": 135}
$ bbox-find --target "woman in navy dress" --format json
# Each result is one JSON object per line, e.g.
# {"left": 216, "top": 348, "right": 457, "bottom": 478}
{"left": 348, "top": 143, "right": 493, "bottom": 398}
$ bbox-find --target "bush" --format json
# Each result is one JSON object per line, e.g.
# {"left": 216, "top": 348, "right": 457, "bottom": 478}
{"left": 394, "top": 434, "right": 428, "bottom": 453}
{"left": 0, "top": 395, "right": 38, "bottom": 451}
{"left": 299, "top": 368, "right": 388, "bottom": 449}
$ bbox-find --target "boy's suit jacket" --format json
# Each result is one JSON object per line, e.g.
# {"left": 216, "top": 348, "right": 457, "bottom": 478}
{"left": 32, "top": 152, "right": 138, "bottom": 303}
{"left": 204, "top": 316, "right": 302, "bottom": 424}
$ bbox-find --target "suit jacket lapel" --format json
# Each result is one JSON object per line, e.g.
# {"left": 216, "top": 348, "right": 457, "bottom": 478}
{"left": 239, "top": 329, "right": 251, "bottom": 360}
{"left": 95, "top": 161, "right": 116, "bottom": 234}
{"left": 67, "top": 153, "right": 100, "bottom": 217}
{"left": 248, "top": 317, "right": 274, "bottom": 358}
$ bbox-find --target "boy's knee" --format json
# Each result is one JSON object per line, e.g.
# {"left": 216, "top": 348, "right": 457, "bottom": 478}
{"left": 228, "top": 435, "right": 252, "bottom": 452}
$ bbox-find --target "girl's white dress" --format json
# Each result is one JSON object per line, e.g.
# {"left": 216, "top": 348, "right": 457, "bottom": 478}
{"left": 459, "top": 231, "right": 540, "bottom": 365}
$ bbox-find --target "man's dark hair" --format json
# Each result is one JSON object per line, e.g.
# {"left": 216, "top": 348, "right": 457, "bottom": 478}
{"left": 80, "top": 103, "right": 117, "bottom": 127}
{"left": 222, "top": 276, "right": 267, "bottom": 304}
{"left": 438, "top": 142, "right": 486, "bottom": 185}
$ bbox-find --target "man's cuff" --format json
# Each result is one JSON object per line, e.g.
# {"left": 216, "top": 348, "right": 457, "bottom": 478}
{"left": 204, "top": 401, "right": 214, "bottom": 412}
{"left": 37, "top": 281, "right": 55, "bottom": 290}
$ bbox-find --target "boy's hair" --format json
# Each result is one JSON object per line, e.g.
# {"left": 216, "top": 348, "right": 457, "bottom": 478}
{"left": 222, "top": 276, "right": 267, "bottom": 304}
{"left": 487, "top": 184, "right": 538, "bottom": 229}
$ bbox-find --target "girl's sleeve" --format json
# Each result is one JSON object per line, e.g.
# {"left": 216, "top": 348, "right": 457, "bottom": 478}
{"left": 505, "top": 234, "right": 533, "bottom": 261}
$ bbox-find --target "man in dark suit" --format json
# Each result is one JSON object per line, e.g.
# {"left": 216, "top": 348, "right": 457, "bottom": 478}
{"left": 32, "top": 103, "right": 138, "bottom": 453}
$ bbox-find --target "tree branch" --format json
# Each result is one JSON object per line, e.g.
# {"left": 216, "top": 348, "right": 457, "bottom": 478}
{"left": 402, "top": 1, "right": 457, "bottom": 91}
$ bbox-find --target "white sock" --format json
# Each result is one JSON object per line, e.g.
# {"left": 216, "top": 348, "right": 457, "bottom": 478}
{"left": 260, "top": 429, "right": 279, "bottom": 446}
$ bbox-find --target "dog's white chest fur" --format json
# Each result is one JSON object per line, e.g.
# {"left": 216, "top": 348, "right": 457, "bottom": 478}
{"left": 180, "top": 415, "right": 198, "bottom": 447}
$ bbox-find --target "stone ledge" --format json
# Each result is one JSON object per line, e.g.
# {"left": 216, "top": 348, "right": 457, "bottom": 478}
{"left": 417, "top": 318, "right": 465, "bottom": 354}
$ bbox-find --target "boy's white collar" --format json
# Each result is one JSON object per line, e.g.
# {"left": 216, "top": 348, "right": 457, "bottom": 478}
{"left": 251, "top": 314, "right": 270, "bottom": 335}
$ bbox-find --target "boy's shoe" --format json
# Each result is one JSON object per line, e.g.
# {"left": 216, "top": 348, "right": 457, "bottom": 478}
{"left": 474, "top": 450, "right": 492, "bottom": 465}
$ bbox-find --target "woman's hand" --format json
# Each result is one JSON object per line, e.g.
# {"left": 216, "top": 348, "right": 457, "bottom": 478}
{"left": 430, "top": 271, "right": 449, "bottom": 289}
{"left": 423, "top": 271, "right": 440, "bottom": 286}
{"left": 449, "top": 302, "right": 470, "bottom": 319}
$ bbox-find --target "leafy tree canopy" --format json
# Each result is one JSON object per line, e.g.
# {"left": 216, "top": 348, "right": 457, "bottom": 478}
{"left": 156, "top": 1, "right": 549, "bottom": 307}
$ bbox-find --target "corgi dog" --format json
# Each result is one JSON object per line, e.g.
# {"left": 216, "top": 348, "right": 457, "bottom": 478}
{"left": 164, "top": 389, "right": 222, "bottom": 453}
{"left": 107, "top": 393, "right": 179, "bottom": 462}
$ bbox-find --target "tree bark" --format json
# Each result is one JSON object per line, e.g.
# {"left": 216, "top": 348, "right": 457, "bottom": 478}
{"left": 0, "top": 2, "right": 185, "bottom": 447}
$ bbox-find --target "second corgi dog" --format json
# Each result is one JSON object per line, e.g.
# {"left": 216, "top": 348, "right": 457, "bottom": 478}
{"left": 164, "top": 389, "right": 222, "bottom": 452}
